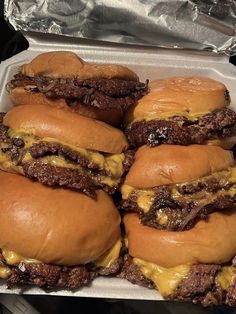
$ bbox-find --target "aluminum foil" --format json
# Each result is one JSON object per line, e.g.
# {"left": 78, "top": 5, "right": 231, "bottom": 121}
{"left": 4, "top": 0, "right": 236, "bottom": 56}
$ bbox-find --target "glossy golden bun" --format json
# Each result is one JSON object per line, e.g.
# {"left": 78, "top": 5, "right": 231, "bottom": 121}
{"left": 4, "top": 105, "right": 129, "bottom": 154}
{"left": 124, "top": 211, "right": 236, "bottom": 268}
{"left": 21, "top": 51, "right": 139, "bottom": 81}
{"left": 125, "top": 76, "right": 230, "bottom": 124}
{"left": 0, "top": 171, "right": 121, "bottom": 266}
{"left": 10, "top": 87, "right": 123, "bottom": 126}
{"left": 124, "top": 145, "right": 234, "bottom": 188}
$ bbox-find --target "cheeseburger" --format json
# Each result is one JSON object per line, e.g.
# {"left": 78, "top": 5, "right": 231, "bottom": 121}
{"left": 0, "top": 105, "right": 133, "bottom": 197}
{"left": 119, "top": 211, "right": 236, "bottom": 306}
{"left": 7, "top": 51, "right": 148, "bottom": 126}
{"left": 0, "top": 171, "right": 122, "bottom": 289}
{"left": 121, "top": 145, "right": 236, "bottom": 231}
{"left": 125, "top": 77, "right": 236, "bottom": 148}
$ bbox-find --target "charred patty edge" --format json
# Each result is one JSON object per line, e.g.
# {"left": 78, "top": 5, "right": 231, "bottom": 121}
{"left": 8, "top": 74, "right": 149, "bottom": 112}
{"left": 0, "top": 250, "right": 123, "bottom": 290}
{"left": 0, "top": 118, "right": 134, "bottom": 196}
{"left": 121, "top": 177, "right": 236, "bottom": 231}
{"left": 117, "top": 254, "right": 236, "bottom": 307}
{"left": 125, "top": 108, "right": 236, "bottom": 147}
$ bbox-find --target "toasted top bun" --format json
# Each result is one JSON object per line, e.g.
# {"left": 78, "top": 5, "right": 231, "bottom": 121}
{"left": 124, "top": 211, "right": 236, "bottom": 268}
{"left": 21, "top": 51, "right": 139, "bottom": 81}
{"left": 0, "top": 171, "right": 120, "bottom": 266}
{"left": 124, "top": 144, "right": 234, "bottom": 188}
{"left": 9, "top": 87, "right": 123, "bottom": 126}
{"left": 4, "top": 105, "right": 128, "bottom": 154}
{"left": 125, "top": 76, "right": 230, "bottom": 124}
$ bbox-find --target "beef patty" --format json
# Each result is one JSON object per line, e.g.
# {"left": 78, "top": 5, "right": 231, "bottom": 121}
{"left": 121, "top": 170, "right": 236, "bottom": 231}
{"left": 0, "top": 114, "right": 134, "bottom": 197}
{"left": 0, "top": 250, "right": 122, "bottom": 290}
{"left": 125, "top": 108, "right": 236, "bottom": 147}
{"left": 118, "top": 254, "right": 236, "bottom": 307}
{"left": 8, "top": 74, "right": 149, "bottom": 113}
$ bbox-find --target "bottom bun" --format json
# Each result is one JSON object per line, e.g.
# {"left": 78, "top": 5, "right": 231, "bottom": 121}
{"left": 124, "top": 211, "right": 236, "bottom": 268}
{"left": 0, "top": 170, "right": 121, "bottom": 266}
{"left": 10, "top": 87, "right": 123, "bottom": 126}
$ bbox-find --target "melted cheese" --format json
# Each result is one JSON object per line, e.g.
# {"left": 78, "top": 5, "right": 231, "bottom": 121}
{"left": 2, "top": 249, "right": 40, "bottom": 266}
{"left": 137, "top": 191, "right": 156, "bottom": 213}
{"left": 121, "top": 168, "right": 236, "bottom": 215}
{"left": 121, "top": 185, "right": 134, "bottom": 199}
{"left": 2, "top": 249, "right": 24, "bottom": 265}
{"left": 99, "top": 175, "right": 120, "bottom": 187}
{"left": 0, "top": 266, "right": 11, "bottom": 279}
{"left": 0, "top": 249, "right": 40, "bottom": 279}
{"left": 0, "top": 241, "right": 121, "bottom": 280}
{"left": 7, "top": 129, "right": 125, "bottom": 178}
{"left": 216, "top": 266, "right": 236, "bottom": 290}
{"left": 105, "top": 154, "right": 125, "bottom": 179}
{"left": 230, "top": 168, "right": 236, "bottom": 181}
{"left": 124, "top": 237, "right": 128, "bottom": 248}
{"left": 131, "top": 111, "right": 209, "bottom": 124}
{"left": 98, "top": 248, "right": 236, "bottom": 295}
{"left": 36, "top": 155, "right": 121, "bottom": 187}
{"left": 171, "top": 186, "right": 236, "bottom": 212}
{"left": 0, "top": 151, "right": 21, "bottom": 173}
{"left": 8, "top": 151, "right": 122, "bottom": 188}
{"left": 133, "top": 258, "right": 190, "bottom": 297}
{"left": 121, "top": 185, "right": 156, "bottom": 213}
{"left": 95, "top": 239, "right": 122, "bottom": 267}
{"left": 1, "top": 129, "right": 125, "bottom": 187}
{"left": 228, "top": 187, "right": 236, "bottom": 197}
{"left": 156, "top": 211, "right": 168, "bottom": 225}
{"left": 34, "top": 155, "right": 84, "bottom": 170}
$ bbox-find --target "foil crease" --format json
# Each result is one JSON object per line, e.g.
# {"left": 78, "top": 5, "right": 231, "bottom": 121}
{"left": 4, "top": 0, "right": 236, "bottom": 56}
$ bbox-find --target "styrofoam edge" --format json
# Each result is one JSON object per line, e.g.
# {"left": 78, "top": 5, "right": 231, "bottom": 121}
{"left": 1, "top": 46, "right": 235, "bottom": 69}
{"left": 0, "top": 278, "right": 162, "bottom": 300}
{"left": 23, "top": 32, "right": 230, "bottom": 62}
{"left": 1, "top": 44, "right": 236, "bottom": 83}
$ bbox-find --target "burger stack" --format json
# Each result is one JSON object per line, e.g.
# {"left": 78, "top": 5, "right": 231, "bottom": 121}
{"left": 0, "top": 51, "right": 148, "bottom": 289}
{"left": 1, "top": 51, "right": 236, "bottom": 307}
{"left": 119, "top": 77, "right": 236, "bottom": 306}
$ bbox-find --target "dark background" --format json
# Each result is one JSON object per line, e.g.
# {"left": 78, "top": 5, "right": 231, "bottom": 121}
{"left": 0, "top": 0, "right": 28, "bottom": 62}
{"left": 0, "top": 3, "right": 236, "bottom": 314}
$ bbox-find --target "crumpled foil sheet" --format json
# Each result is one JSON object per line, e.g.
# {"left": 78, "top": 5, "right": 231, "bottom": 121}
{"left": 4, "top": 0, "right": 236, "bottom": 56}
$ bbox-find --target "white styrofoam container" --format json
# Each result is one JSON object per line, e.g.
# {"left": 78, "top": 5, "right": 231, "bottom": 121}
{"left": 0, "top": 34, "right": 236, "bottom": 300}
